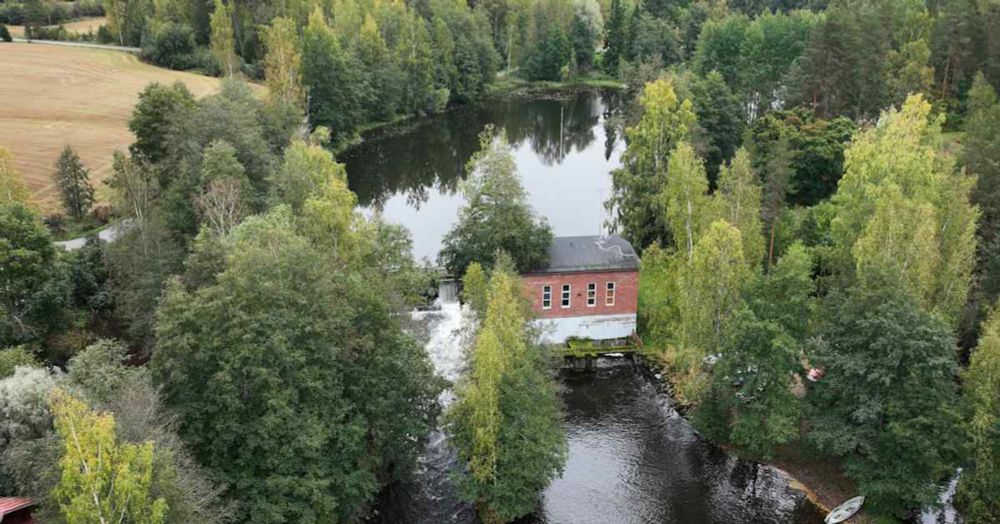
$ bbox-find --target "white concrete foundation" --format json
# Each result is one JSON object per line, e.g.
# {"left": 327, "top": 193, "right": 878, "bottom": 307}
{"left": 533, "top": 313, "right": 637, "bottom": 344}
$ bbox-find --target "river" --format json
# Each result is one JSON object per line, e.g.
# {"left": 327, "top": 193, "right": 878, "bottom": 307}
{"left": 345, "top": 92, "right": 824, "bottom": 523}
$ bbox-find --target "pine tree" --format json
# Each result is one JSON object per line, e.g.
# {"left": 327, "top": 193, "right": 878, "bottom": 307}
{"left": 55, "top": 146, "right": 95, "bottom": 221}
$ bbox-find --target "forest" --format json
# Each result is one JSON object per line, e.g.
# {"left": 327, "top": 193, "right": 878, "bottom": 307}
{"left": 1, "top": 0, "right": 1000, "bottom": 522}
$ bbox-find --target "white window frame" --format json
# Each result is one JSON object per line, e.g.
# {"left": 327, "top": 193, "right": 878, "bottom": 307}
{"left": 561, "top": 284, "right": 571, "bottom": 308}
{"left": 587, "top": 282, "right": 597, "bottom": 307}
{"left": 542, "top": 285, "right": 552, "bottom": 310}
{"left": 606, "top": 282, "right": 616, "bottom": 306}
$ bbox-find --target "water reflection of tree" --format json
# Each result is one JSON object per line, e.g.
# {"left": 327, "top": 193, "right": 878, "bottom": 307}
{"left": 344, "top": 92, "right": 619, "bottom": 209}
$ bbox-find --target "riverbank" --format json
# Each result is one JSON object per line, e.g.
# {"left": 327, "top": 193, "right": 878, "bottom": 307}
{"left": 332, "top": 73, "right": 626, "bottom": 155}
{"left": 486, "top": 74, "right": 625, "bottom": 98}
{"left": 639, "top": 353, "right": 863, "bottom": 523}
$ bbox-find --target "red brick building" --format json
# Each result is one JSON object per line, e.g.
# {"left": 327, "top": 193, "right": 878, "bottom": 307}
{"left": 522, "top": 235, "right": 639, "bottom": 343}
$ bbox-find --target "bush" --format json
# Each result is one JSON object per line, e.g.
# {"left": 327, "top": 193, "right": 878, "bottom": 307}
{"left": 71, "top": 0, "right": 104, "bottom": 18}
{"left": 26, "top": 24, "right": 68, "bottom": 41}
{"left": 96, "top": 23, "right": 113, "bottom": 44}
{"left": 0, "top": 4, "right": 25, "bottom": 25}
{"left": 142, "top": 21, "right": 196, "bottom": 69}
{"left": 0, "top": 24, "right": 11, "bottom": 42}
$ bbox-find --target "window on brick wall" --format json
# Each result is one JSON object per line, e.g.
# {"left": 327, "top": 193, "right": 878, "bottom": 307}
{"left": 542, "top": 285, "right": 552, "bottom": 309}
{"left": 587, "top": 283, "right": 596, "bottom": 307}
{"left": 606, "top": 282, "right": 615, "bottom": 306}
{"left": 561, "top": 284, "right": 571, "bottom": 308}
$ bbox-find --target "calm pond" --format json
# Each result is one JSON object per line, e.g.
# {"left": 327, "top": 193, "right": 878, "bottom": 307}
{"left": 341, "top": 91, "right": 624, "bottom": 262}
{"left": 345, "top": 92, "right": 824, "bottom": 523}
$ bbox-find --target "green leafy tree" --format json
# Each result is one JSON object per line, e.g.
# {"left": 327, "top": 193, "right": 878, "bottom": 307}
{"left": 0, "top": 346, "right": 38, "bottom": 379}
{"left": 462, "top": 262, "right": 489, "bottom": 318}
{"left": 695, "top": 308, "right": 799, "bottom": 459}
{"left": 965, "top": 73, "right": 1000, "bottom": 306}
{"left": 807, "top": 273, "right": 964, "bottom": 519}
{"left": 262, "top": 17, "right": 304, "bottom": 109}
{"left": 54, "top": 147, "right": 95, "bottom": 222}
{"left": 209, "top": 0, "right": 237, "bottom": 76}
{"left": 693, "top": 14, "right": 750, "bottom": 89}
{"left": 607, "top": 79, "right": 697, "bottom": 251}
{"left": 129, "top": 82, "right": 196, "bottom": 164}
{"left": 439, "top": 130, "right": 552, "bottom": 277}
{"left": 717, "top": 148, "right": 764, "bottom": 267}
{"left": 0, "top": 203, "right": 69, "bottom": 347}
{"left": 447, "top": 265, "right": 566, "bottom": 523}
{"left": 745, "top": 108, "right": 855, "bottom": 207}
{"left": 154, "top": 209, "right": 439, "bottom": 522}
{"left": 302, "top": 7, "right": 362, "bottom": 140}
{"left": 676, "top": 220, "right": 751, "bottom": 400}
{"left": 659, "top": 141, "right": 714, "bottom": 261}
{"left": 958, "top": 302, "right": 1000, "bottom": 523}
{"left": 268, "top": 134, "right": 346, "bottom": 213}
{"left": 747, "top": 241, "right": 814, "bottom": 340}
{"left": 685, "top": 71, "right": 744, "bottom": 184}
{"left": 0, "top": 148, "right": 29, "bottom": 206}
{"left": 831, "top": 95, "right": 978, "bottom": 325}
{"left": 51, "top": 389, "right": 168, "bottom": 524}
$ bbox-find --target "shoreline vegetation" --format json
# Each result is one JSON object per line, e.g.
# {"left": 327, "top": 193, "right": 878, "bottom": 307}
{"left": 638, "top": 354, "right": 857, "bottom": 521}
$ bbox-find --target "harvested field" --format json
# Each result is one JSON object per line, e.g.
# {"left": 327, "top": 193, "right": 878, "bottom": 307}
{"left": 8, "top": 16, "right": 108, "bottom": 38}
{"left": 0, "top": 43, "right": 228, "bottom": 212}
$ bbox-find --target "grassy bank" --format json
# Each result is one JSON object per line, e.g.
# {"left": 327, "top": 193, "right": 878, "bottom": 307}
{"left": 486, "top": 73, "right": 625, "bottom": 98}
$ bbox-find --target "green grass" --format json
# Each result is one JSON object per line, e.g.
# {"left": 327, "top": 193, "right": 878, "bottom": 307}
{"left": 486, "top": 73, "right": 625, "bottom": 97}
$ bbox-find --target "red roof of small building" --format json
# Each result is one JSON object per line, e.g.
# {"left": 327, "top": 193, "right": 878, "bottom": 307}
{"left": 0, "top": 498, "right": 35, "bottom": 517}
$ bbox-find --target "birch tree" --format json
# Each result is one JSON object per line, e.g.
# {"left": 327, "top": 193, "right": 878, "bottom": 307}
{"left": 660, "top": 141, "right": 713, "bottom": 261}
{"left": 50, "top": 389, "right": 168, "bottom": 524}
{"left": 209, "top": 0, "right": 237, "bottom": 76}
{"left": 717, "top": 148, "right": 764, "bottom": 267}
{"left": 831, "top": 94, "right": 978, "bottom": 324}
{"left": 262, "top": 17, "right": 304, "bottom": 109}
{"left": 607, "top": 79, "right": 696, "bottom": 250}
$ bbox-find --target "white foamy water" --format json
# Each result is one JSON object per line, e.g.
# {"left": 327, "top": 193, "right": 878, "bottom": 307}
{"left": 411, "top": 298, "right": 470, "bottom": 399}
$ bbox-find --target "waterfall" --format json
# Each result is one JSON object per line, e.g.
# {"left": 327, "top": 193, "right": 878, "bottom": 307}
{"left": 377, "top": 297, "right": 475, "bottom": 523}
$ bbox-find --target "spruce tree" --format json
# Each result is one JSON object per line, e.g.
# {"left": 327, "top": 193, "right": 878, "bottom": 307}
{"left": 55, "top": 146, "right": 94, "bottom": 222}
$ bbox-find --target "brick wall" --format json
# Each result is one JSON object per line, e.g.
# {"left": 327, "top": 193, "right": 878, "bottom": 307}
{"left": 521, "top": 270, "right": 638, "bottom": 319}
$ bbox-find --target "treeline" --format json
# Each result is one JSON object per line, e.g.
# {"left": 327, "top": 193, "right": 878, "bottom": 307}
{"left": 0, "top": 0, "right": 104, "bottom": 26}
{"left": 616, "top": 67, "right": 1000, "bottom": 520}
{"left": 0, "top": 76, "right": 444, "bottom": 522}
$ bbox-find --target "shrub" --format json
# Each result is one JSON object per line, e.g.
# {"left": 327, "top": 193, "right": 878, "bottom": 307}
{"left": 0, "top": 24, "right": 11, "bottom": 42}
{"left": 142, "top": 22, "right": 197, "bottom": 70}
{"left": 0, "top": 4, "right": 25, "bottom": 25}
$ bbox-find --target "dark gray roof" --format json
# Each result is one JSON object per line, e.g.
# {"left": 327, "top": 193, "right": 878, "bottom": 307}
{"left": 533, "top": 235, "right": 639, "bottom": 274}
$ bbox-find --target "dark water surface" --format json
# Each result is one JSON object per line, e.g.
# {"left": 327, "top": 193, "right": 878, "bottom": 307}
{"left": 376, "top": 359, "right": 825, "bottom": 524}
{"left": 341, "top": 92, "right": 624, "bottom": 262}
{"left": 356, "top": 94, "right": 825, "bottom": 523}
